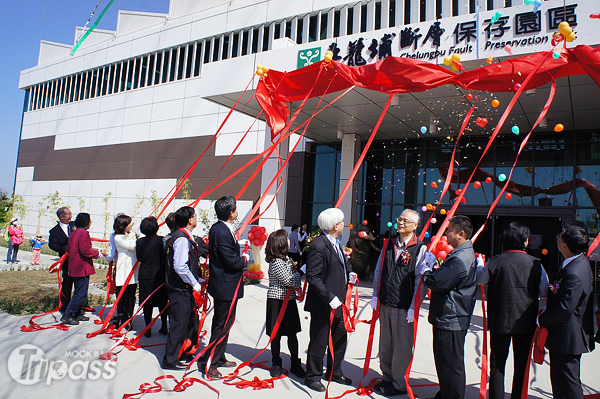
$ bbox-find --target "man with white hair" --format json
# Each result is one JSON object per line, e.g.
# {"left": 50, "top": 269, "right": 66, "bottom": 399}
{"left": 371, "top": 209, "right": 436, "bottom": 396}
{"left": 304, "top": 208, "right": 357, "bottom": 392}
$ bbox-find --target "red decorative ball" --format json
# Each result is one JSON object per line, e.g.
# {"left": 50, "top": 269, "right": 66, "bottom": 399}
{"left": 485, "top": 177, "right": 493, "bottom": 183}
{"left": 473, "top": 181, "right": 482, "bottom": 189}
{"left": 362, "top": 220, "right": 368, "bottom": 225}
{"left": 505, "top": 192, "right": 513, "bottom": 200}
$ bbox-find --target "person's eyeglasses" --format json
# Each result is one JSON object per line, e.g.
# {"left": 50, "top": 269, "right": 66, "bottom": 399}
{"left": 397, "top": 218, "right": 415, "bottom": 225}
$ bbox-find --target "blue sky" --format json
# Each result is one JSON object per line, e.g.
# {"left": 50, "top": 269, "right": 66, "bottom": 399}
{"left": 0, "top": 0, "right": 169, "bottom": 194}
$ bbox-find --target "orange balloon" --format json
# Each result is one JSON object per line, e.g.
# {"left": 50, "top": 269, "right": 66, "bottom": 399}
{"left": 348, "top": 224, "right": 354, "bottom": 230}
{"left": 554, "top": 123, "right": 564, "bottom": 132}
{"left": 440, "top": 209, "right": 447, "bottom": 215}
{"left": 492, "top": 99, "right": 500, "bottom": 108}
{"left": 430, "top": 181, "right": 438, "bottom": 189}
{"left": 486, "top": 57, "right": 494, "bottom": 64}
{"left": 542, "top": 248, "right": 549, "bottom": 255}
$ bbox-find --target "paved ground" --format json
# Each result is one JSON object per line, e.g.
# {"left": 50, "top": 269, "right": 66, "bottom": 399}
{"left": 0, "top": 245, "right": 599, "bottom": 398}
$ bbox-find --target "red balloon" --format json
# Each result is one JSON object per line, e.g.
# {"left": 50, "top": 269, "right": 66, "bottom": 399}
{"left": 437, "top": 243, "right": 447, "bottom": 253}
{"left": 505, "top": 192, "right": 513, "bottom": 200}
{"left": 473, "top": 181, "right": 482, "bottom": 189}
{"left": 243, "top": 271, "right": 251, "bottom": 278}
{"left": 430, "top": 181, "right": 438, "bottom": 189}
{"left": 456, "top": 189, "right": 462, "bottom": 195}
{"left": 441, "top": 236, "right": 448, "bottom": 242}
{"left": 446, "top": 245, "right": 454, "bottom": 253}
{"left": 258, "top": 271, "right": 265, "bottom": 279}
{"left": 437, "top": 250, "right": 448, "bottom": 260}
{"left": 466, "top": 93, "right": 473, "bottom": 101}
{"left": 260, "top": 226, "right": 266, "bottom": 234}
{"left": 362, "top": 220, "right": 368, "bottom": 225}
{"left": 253, "top": 238, "right": 262, "bottom": 246}
{"left": 248, "top": 231, "right": 254, "bottom": 240}
{"left": 460, "top": 197, "right": 466, "bottom": 204}
{"left": 485, "top": 177, "right": 493, "bottom": 183}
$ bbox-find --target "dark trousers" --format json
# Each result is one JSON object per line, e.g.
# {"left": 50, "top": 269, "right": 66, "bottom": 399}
{"left": 199, "top": 299, "right": 238, "bottom": 370}
{"left": 6, "top": 240, "right": 19, "bottom": 262}
{"left": 139, "top": 279, "right": 168, "bottom": 327}
{"left": 64, "top": 276, "right": 89, "bottom": 317}
{"left": 549, "top": 351, "right": 584, "bottom": 399}
{"left": 489, "top": 331, "right": 534, "bottom": 399}
{"left": 305, "top": 313, "right": 348, "bottom": 383}
{"left": 60, "top": 268, "right": 74, "bottom": 313}
{"left": 163, "top": 289, "right": 198, "bottom": 365}
{"left": 432, "top": 327, "right": 467, "bottom": 399}
{"left": 271, "top": 335, "right": 299, "bottom": 366}
{"left": 115, "top": 284, "right": 137, "bottom": 326}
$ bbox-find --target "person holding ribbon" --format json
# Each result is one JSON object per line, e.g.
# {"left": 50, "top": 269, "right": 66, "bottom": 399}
{"left": 198, "top": 196, "right": 248, "bottom": 378}
{"left": 49, "top": 207, "right": 76, "bottom": 314}
{"left": 264, "top": 229, "right": 306, "bottom": 378}
{"left": 304, "top": 207, "right": 357, "bottom": 392}
{"left": 6, "top": 217, "right": 23, "bottom": 264}
{"left": 136, "top": 216, "right": 168, "bottom": 338}
{"left": 371, "top": 209, "right": 436, "bottom": 396}
{"left": 422, "top": 215, "right": 477, "bottom": 399}
{"left": 483, "top": 222, "right": 548, "bottom": 399}
{"left": 163, "top": 206, "right": 204, "bottom": 370}
{"left": 113, "top": 214, "right": 138, "bottom": 329}
{"left": 538, "top": 226, "right": 595, "bottom": 399}
{"left": 61, "top": 213, "right": 99, "bottom": 325}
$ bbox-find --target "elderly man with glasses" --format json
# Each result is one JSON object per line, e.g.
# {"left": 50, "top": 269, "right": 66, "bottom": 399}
{"left": 371, "top": 209, "right": 436, "bottom": 396}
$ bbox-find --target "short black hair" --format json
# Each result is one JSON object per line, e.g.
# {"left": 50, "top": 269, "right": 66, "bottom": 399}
{"left": 165, "top": 212, "right": 177, "bottom": 233}
{"left": 449, "top": 215, "right": 473, "bottom": 239}
{"left": 140, "top": 216, "right": 159, "bottom": 236}
{"left": 502, "top": 222, "right": 530, "bottom": 250}
{"left": 215, "top": 195, "right": 237, "bottom": 221}
{"left": 265, "top": 229, "right": 289, "bottom": 263}
{"left": 559, "top": 225, "right": 588, "bottom": 255}
{"left": 56, "top": 207, "right": 70, "bottom": 218}
{"left": 113, "top": 214, "right": 132, "bottom": 234}
{"left": 74, "top": 213, "right": 91, "bottom": 228}
{"left": 291, "top": 224, "right": 299, "bottom": 231}
{"left": 175, "top": 206, "right": 195, "bottom": 228}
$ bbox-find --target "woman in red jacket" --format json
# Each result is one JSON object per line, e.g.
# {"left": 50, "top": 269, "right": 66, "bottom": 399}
{"left": 61, "top": 213, "right": 100, "bottom": 325}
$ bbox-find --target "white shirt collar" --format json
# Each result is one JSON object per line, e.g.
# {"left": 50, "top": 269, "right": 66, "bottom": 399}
{"left": 562, "top": 253, "right": 582, "bottom": 269}
{"left": 324, "top": 232, "right": 339, "bottom": 248}
{"left": 59, "top": 222, "right": 70, "bottom": 236}
{"left": 398, "top": 233, "right": 414, "bottom": 247}
{"left": 220, "top": 220, "right": 236, "bottom": 237}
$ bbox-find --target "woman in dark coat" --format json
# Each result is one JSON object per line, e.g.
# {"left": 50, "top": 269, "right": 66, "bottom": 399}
{"left": 136, "top": 216, "right": 168, "bottom": 337}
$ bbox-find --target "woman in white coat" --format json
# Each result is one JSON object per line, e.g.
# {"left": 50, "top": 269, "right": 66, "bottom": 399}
{"left": 113, "top": 214, "right": 138, "bottom": 328}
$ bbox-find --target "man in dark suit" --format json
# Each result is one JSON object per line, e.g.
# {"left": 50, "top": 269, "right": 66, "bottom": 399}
{"left": 48, "top": 207, "right": 76, "bottom": 313}
{"left": 198, "top": 196, "right": 248, "bottom": 378}
{"left": 539, "top": 225, "right": 595, "bottom": 399}
{"left": 304, "top": 208, "right": 357, "bottom": 392}
{"left": 422, "top": 215, "right": 478, "bottom": 399}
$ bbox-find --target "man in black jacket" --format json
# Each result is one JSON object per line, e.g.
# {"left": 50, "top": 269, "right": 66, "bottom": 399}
{"left": 422, "top": 215, "right": 477, "bottom": 399}
{"left": 484, "top": 222, "right": 548, "bottom": 399}
{"left": 304, "top": 208, "right": 357, "bottom": 392}
{"left": 539, "top": 226, "right": 595, "bottom": 399}
{"left": 48, "top": 207, "right": 76, "bottom": 313}
{"left": 198, "top": 196, "right": 248, "bottom": 378}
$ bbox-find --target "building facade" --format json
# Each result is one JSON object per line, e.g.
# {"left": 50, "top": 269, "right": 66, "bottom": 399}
{"left": 17, "top": 0, "right": 599, "bottom": 282}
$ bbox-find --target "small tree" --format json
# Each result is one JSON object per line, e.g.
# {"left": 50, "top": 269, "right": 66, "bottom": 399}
{"left": 36, "top": 191, "right": 63, "bottom": 234}
{"left": 77, "top": 196, "right": 88, "bottom": 213}
{"left": 11, "top": 194, "right": 29, "bottom": 225}
{"left": 149, "top": 190, "right": 166, "bottom": 224}
{"left": 181, "top": 179, "right": 192, "bottom": 202}
{"left": 132, "top": 194, "right": 146, "bottom": 226}
{"left": 101, "top": 191, "right": 113, "bottom": 240}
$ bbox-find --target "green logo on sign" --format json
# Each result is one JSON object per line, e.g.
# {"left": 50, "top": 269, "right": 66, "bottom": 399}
{"left": 298, "top": 47, "right": 322, "bottom": 68}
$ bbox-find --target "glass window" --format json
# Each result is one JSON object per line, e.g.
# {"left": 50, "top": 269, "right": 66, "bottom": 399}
{"left": 297, "top": 18, "right": 304, "bottom": 43}
{"left": 575, "top": 208, "right": 600, "bottom": 244}
{"left": 154, "top": 52, "right": 162, "bottom": 84}
{"left": 347, "top": 7, "right": 354, "bottom": 34}
{"left": 274, "top": 23, "right": 281, "bottom": 40}
{"left": 420, "top": 0, "right": 427, "bottom": 22}
{"left": 146, "top": 55, "right": 154, "bottom": 87}
{"left": 177, "top": 47, "right": 185, "bottom": 80}
{"left": 534, "top": 135, "right": 574, "bottom": 207}
{"left": 241, "top": 31, "right": 249, "bottom": 56}
{"left": 127, "top": 59, "right": 135, "bottom": 90}
{"left": 162, "top": 50, "right": 170, "bottom": 83}
{"left": 575, "top": 132, "right": 600, "bottom": 207}
{"left": 375, "top": 1, "right": 382, "bottom": 30}
{"left": 285, "top": 21, "right": 292, "bottom": 39}
{"left": 308, "top": 15, "right": 318, "bottom": 42}
{"left": 334, "top": 10, "right": 341, "bottom": 37}
{"left": 251, "top": 28, "right": 259, "bottom": 53}
{"left": 232, "top": 34, "right": 239, "bottom": 58}
{"left": 389, "top": 0, "right": 396, "bottom": 27}
{"left": 170, "top": 48, "right": 177, "bottom": 80}
{"left": 262, "top": 25, "right": 270, "bottom": 51}
{"left": 194, "top": 42, "right": 202, "bottom": 76}
{"left": 360, "top": 4, "right": 368, "bottom": 32}
{"left": 140, "top": 56, "right": 148, "bottom": 88}
{"left": 320, "top": 13, "right": 328, "bottom": 40}
{"left": 132, "top": 58, "right": 140, "bottom": 89}
{"left": 496, "top": 142, "right": 533, "bottom": 206}
{"left": 436, "top": 0, "right": 443, "bottom": 19}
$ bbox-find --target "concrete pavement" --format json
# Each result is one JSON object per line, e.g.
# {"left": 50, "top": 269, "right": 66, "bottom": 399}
{"left": 0, "top": 261, "right": 599, "bottom": 398}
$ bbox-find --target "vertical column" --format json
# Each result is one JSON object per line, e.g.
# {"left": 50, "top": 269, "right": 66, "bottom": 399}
{"left": 442, "top": 0, "right": 452, "bottom": 18}
{"left": 381, "top": 0, "right": 390, "bottom": 28}
{"left": 338, "top": 133, "right": 362, "bottom": 245}
{"left": 259, "top": 127, "right": 290, "bottom": 233}
{"left": 340, "top": 6, "right": 348, "bottom": 36}
{"left": 395, "top": 0, "right": 405, "bottom": 27}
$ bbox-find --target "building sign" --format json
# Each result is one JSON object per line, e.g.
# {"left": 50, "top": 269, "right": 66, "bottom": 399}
{"left": 298, "top": 47, "right": 322, "bottom": 68}
{"left": 296, "top": 0, "right": 592, "bottom": 68}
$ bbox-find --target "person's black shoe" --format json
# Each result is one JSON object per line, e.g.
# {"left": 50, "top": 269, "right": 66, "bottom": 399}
{"left": 374, "top": 381, "right": 391, "bottom": 393}
{"left": 323, "top": 374, "right": 352, "bottom": 385}
{"left": 270, "top": 364, "right": 282, "bottom": 378}
{"left": 179, "top": 352, "right": 195, "bottom": 365}
{"left": 161, "top": 360, "right": 184, "bottom": 371}
{"left": 289, "top": 358, "right": 306, "bottom": 378}
{"left": 60, "top": 315, "right": 79, "bottom": 325}
{"left": 74, "top": 314, "right": 90, "bottom": 322}
{"left": 379, "top": 383, "right": 407, "bottom": 397}
{"left": 159, "top": 326, "right": 168, "bottom": 335}
{"left": 221, "top": 361, "right": 237, "bottom": 368}
{"left": 144, "top": 329, "right": 152, "bottom": 338}
{"left": 305, "top": 380, "right": 326, "bottom": 392}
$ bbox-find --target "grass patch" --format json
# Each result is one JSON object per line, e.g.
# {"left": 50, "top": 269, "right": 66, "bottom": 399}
{"left": 0, "top": 269, "right": 110, "bottom": 315}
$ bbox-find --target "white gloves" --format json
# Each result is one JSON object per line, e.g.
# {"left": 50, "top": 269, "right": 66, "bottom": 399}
{"left": 242, "top": 253, "right": 250, "bottom": 263}
{"left": 406, "top": 308, "right": 414, "bottom": 323}
{"left": 329, "top": 296, "right": 342, "bottom": 309}
{"left": 371, "top": 297, "right": 378, "bottom": 311}
{"left": 300, "top": 264, "right": 307, "bottom": 274}
{"left": 193, "top": 282, "right": 202, "bottom": 292}
{"left": 349, "top": 272, "right": 358, "bottom": 284}
{"left": 419, "top": 252, "right": 436, "bottom": 275}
